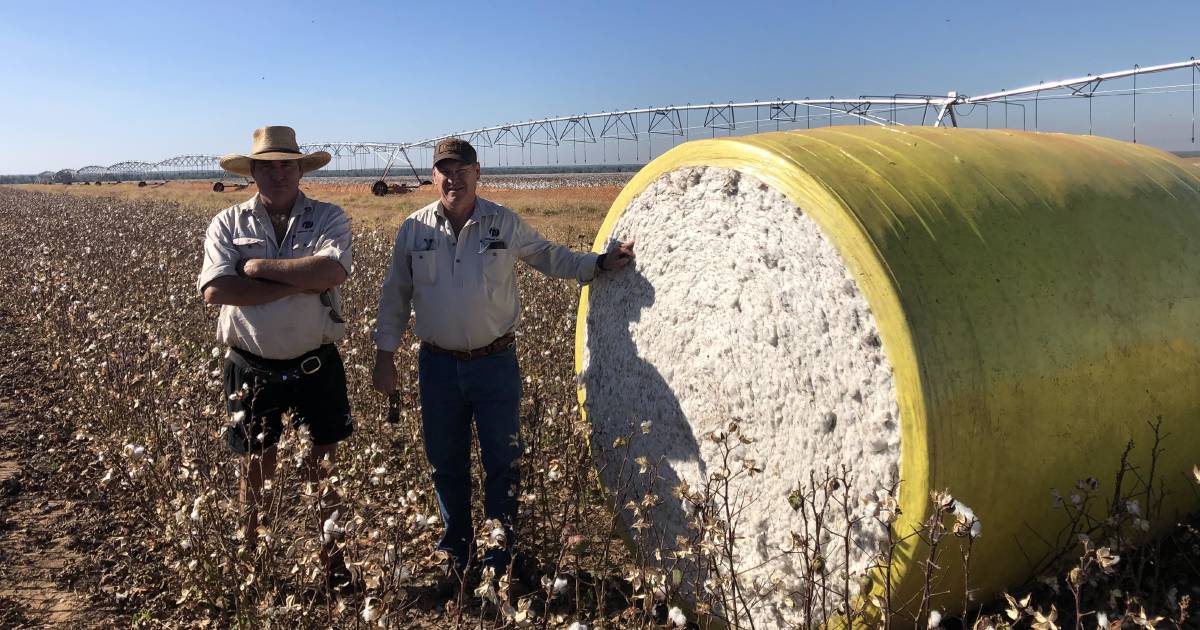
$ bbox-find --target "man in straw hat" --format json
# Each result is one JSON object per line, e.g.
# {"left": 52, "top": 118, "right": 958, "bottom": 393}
{"left": 371, "top": 138, "right": 634, "bottom": 583}
{"left": 197, "top": 125, "right": 357, "bottom": 593}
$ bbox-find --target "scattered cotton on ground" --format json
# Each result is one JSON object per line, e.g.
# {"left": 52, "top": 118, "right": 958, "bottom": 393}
{"left": 582, "top": 166, "right": 900, "bottom": 625}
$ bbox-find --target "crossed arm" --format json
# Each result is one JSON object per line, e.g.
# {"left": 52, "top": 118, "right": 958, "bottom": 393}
{"left": 202, "top": 256, "right": 347, "bottom": 306}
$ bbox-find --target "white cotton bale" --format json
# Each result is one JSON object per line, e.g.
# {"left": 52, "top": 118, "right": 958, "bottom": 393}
{"left": 577, "top": 127, "right": 1200, "bottom": 627}
{"left": 580, "top": 165, "right": 900, "bottom": 625}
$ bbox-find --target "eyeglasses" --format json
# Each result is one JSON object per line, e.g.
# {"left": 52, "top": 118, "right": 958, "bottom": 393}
{"left": 319, "top": 290, "right": 346, "bottom": 323}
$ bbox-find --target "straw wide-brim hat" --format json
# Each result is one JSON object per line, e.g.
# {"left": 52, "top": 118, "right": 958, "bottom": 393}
{"left": 219, "top": 126, "right": 331, "bottom": 177}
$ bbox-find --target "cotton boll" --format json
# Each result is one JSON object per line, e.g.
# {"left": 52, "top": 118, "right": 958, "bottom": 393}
{"left": 122, "top": 443, "right": 145, "bottom": 461}
{"left": 321, "top": 510, "right": 344, "bottom": 544}
{"left": 474, "top": 578, "right": 498, "bottom": 604}
{"left": 361, "top": 597, "right": 381, "bottom": 623}
{"left": 953, "top": 500, "right": 982, "bottom": 538}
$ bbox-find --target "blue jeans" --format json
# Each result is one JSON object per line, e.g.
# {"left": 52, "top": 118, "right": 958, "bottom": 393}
{"left": 418, "top": 344, "right": 522, "bottom": 570}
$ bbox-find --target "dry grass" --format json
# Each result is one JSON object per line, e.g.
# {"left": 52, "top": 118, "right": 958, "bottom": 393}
{"left": 13, "top": 181, "right": 617, "bottom": 237}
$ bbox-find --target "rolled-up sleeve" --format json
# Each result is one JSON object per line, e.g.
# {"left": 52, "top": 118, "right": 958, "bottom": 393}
{"left": 373, "top": 221, "right": 415, "bottom": 352}
{"left": 197, "top": 213, "right": 240, "bottom": 294}
{"left": 511, "top": 213, "right": 599, "bottom": 283}
{"left": 313, "top": 206, "right": 352, "bottom": 275}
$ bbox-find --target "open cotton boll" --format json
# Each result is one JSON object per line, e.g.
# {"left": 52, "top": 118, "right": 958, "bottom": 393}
{"left": 321, "top": 510, "right": 344, "bottom": 544}
{"left": 582, "top": 166, "right": 900, "bottom": 624}
{"left": 668, "top": 606, "right": 688, "bottom": 627}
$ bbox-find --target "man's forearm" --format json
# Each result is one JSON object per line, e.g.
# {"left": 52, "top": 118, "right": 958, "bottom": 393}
{"left": 203, "top": 275, "right": 301, "bottom": 306}
{"left": 244, "top": 256, "right": 347, "bottom": 291}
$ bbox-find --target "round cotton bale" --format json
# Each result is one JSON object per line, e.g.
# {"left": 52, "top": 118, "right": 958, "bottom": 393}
{"left": 577, "top": 127, "right": 1200, "bottom": 625}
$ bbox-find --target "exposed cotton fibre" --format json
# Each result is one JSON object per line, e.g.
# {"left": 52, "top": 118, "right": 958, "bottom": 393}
{"left": 581, "top": 166, "right": 901, "bottom": 624}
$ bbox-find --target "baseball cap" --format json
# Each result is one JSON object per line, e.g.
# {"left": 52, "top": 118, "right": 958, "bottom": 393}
{"left": 433, "top": 138, "right": 477, "bottom": 166}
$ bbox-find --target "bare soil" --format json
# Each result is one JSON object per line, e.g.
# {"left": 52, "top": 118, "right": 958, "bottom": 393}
{"left": 0, "top": 303, "right": 120, "bottom": 628}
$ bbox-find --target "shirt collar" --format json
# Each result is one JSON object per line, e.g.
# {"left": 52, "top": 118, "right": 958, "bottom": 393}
{"left": 436, "top": 196, "right": 496, "bottom": 223}
{"left": 473, "top": 197, "right": 499, "bottom": 217}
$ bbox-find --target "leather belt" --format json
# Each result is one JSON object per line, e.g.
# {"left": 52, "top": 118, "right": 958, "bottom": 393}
{"left": 226, "top": 345, "right": 332, "bottom": 384}
{"left": 422, "top": 333, "right": 515, "bottom": 360}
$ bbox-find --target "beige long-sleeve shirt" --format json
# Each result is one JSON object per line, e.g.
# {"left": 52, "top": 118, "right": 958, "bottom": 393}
{"left": 197, "top": 192, "right": 352, "bottom": 359}
{"left": 374, "top": 197, "right": 598, "bottom": 353}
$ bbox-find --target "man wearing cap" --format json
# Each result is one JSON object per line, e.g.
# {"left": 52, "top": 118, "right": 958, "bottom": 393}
{"left": 197, "top": 125, "right": 356, "bottom": 591}
{"left": 371, "top": 138, "right": 634, "bottom": 577}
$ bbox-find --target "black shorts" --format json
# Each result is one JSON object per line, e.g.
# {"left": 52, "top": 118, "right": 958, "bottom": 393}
{"left": 223, "top": 344, "right": 353, "bottom": 454}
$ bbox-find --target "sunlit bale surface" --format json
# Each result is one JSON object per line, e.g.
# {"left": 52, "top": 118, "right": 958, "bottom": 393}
{"left": 581, "top": 165, "right": 900, "bottom": 626}
{"left": 578, "top": 126, "right": 1200, "bottom": 624}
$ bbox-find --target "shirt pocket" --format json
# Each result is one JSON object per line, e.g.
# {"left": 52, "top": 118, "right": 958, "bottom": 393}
{"left": 410, "top": 251, "right": 438, "bottom": 285}
{"left": 233, "top": 236, "right": 267, "bottom": 259}
{"left": 482, "top": 248, "right": 514, "bottom": 287}
{"left": 290, "top": 235, "right": 318, "bottom": 258}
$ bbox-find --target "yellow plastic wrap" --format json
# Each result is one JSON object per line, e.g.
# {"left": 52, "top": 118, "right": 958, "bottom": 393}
{"left": 575, "top": 127, "right": 1200, "bottom": 619}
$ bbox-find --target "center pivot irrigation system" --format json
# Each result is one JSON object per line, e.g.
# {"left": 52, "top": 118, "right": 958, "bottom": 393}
{"left": 47, "top": 58, "right": 1200, "bottom": 194}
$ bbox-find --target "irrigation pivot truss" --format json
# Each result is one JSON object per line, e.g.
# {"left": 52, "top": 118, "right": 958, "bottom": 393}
{"left": 58, "top": 58, "right": 1200, "bottom": 187}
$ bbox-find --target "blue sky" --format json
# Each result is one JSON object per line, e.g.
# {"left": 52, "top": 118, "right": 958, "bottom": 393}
{"left": 1, "top": 0, "right": 1198, "bottom": 173}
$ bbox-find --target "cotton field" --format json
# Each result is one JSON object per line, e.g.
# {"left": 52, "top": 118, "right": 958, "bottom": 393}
{"left": 0, "top": 186, "right": 1195, "bottom": 629}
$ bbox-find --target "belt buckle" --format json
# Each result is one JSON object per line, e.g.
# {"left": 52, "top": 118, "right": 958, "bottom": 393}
{"left": 300, "top": 355, "right": 322, "bottom": 375}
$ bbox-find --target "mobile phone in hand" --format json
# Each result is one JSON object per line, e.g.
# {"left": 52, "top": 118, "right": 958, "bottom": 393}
{"left": 387, "top": 391, "right": 401, "bottom": 424}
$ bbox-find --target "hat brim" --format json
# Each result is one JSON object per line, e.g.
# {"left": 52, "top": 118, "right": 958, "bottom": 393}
{"left": 219, "top": 151, "right": 331, "bottom": 178}
{"left": 433, "top": 152, "right": 477, "bottom": 166}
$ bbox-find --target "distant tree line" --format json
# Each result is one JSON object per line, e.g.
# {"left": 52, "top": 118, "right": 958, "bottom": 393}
{"left": 0, "top": 173, "right": 45, "bottom": 184}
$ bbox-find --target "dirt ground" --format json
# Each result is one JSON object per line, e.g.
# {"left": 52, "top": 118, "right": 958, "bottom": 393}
{"left": 0, "top": 302, "right": 117, "bottom": 628}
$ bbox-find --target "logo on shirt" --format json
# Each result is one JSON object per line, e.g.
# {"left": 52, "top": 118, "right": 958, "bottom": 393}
{"left": 301, "top": 220, "right": 314, "bottom": 230}
{"left": 489, "top": 227, "right": 500, "bottom": 237}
